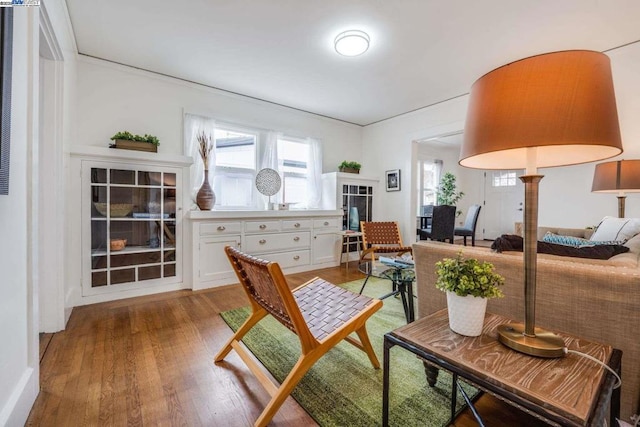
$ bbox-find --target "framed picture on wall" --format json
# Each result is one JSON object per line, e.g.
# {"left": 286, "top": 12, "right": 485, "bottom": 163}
{"left": 385, "top": 169, "right": 401, "bottom": 192}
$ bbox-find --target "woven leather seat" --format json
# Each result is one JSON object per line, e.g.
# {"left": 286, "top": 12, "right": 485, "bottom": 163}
{"left": 360, "top": 221, "right": 413, "bottom": 261}
{"left": 215, "top": 246, "right": 382, "bottom": 427}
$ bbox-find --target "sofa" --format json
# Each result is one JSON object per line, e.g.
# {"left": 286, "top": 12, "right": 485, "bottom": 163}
{"left": 413, "top": 227, "right": 640, "bottom": 421}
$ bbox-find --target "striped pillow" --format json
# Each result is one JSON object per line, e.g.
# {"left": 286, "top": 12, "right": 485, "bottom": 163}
{"left": 590, "top": 217, "right": 640, "bottom": 242}
{"left": 542, "top": 232, "right": 624, "bottom": 247}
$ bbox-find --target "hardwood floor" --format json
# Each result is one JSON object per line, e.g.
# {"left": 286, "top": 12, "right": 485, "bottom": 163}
{"left": 28, "top": 256, "right": 544, "bottom": 426}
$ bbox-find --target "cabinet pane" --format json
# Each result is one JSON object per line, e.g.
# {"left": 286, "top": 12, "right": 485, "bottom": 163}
{"left": 92, "top": 255, "right": 107, "bottom": 269}
{"left": 138, "top": 171, "right": 162, "bottom": 186}
{"left": 111, "top": 169, "right": 135, "bottom": 185}
{"left": 111, "top": 269, "right": 135, "bottom": 284}
{"left": 91, "top": 221, "right": 107, "bottom": 251}
{"left": 110, "top": 221, "right": 161, "bottom": 248}
{"left": 164, "top": 189, "right": 176, "bottom": 218}
{"left": 92, "top": 271, "right": 107, "bottom": 287}
{"left": 164, "top": 173, "right": 176, "bottom": 187}
{"left": 163, "top": 250, "right": 176, "bottom": 262}
{"left": 91, "top": 168, "right": 107, "bottom": 184}
{"left": 164, "top": 264, "right": 176, "bottom": 277}
{"left": 134, "top": 187, "right": 163, "bottom": 216}
{"left": 111, "top": 251, "right": 161, "bottom": 267}
{"left": 139, "top": 265, "right": 161, "bottom": 281}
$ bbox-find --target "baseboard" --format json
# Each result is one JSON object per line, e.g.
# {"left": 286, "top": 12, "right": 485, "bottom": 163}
{"left": 0, "top": 367, "right": 38, "bottom": 427}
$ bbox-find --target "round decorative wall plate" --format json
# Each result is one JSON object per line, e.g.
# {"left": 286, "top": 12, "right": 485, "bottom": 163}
{"left": 255, "top": 168, "right": 282, "bottom": 196}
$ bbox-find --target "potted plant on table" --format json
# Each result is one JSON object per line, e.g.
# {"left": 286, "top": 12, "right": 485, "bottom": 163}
{"left": 339, "top": 161, "right": 361, "bottom": 174}
{"left": 435, "top": 252, "right": 504, "bottom": 336}
{"left": 110, "top": 131, "right": 160, "bottom": 153}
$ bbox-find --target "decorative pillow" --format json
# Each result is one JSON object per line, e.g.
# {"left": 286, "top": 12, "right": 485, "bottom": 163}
{"left": 542, "top": 232, "right": 623, "bottom": 247}
{"left": 590, "top": 217, "right": 640, "bottom": 242}
{"left": 542, "top": 232, "right": 590, "bottom": 247}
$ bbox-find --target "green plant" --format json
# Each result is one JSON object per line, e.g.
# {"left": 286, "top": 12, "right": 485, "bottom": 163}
{"left": 339, "top": 161, "right": 361, "bottom": 170}
{"left": 111, "top": 131, "right": 161, "bottom": 146}
{"left": 435, "top": 252, "right": 504, "bottom": 299}
{"left": 436, "top": 172, "right": 463, "bottom": 206}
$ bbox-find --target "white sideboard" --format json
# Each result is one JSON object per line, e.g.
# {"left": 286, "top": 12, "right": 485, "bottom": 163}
{"left": 187, "top": 210, "right": 343, "bottom": 290}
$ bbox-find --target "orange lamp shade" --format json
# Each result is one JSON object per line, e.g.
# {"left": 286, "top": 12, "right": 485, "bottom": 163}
{"left": 592, "top": 160, "right": 640, "bottom": 193}
{"left": 460, "top": 50, "right": 623, "bottom": 169}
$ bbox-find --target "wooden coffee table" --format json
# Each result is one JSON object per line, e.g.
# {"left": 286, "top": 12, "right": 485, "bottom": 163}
{"left": 382, "top": 310, "right": 621, "bottom": 426}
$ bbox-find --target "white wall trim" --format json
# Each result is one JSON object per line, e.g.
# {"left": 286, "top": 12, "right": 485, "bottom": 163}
{"left": 0, "top": 368, "right": 38, "bottom": 427}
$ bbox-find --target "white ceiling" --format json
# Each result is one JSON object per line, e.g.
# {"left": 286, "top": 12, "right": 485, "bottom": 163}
{"left": 65, "top": 0, "right": 640, "bottom": 126}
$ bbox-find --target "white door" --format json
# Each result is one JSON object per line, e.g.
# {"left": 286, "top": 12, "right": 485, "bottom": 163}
{"left": 482, "top": 171, "right": 525, "bottom": 239}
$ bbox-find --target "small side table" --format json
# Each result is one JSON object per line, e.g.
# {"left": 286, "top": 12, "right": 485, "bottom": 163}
{"left": 337, "top": 231, "right": 363, "bottom": 272}
{"left": 383, "top": 310, "right": 621, "bottom": 426}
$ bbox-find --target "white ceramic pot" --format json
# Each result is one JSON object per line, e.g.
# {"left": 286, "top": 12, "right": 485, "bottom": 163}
{"left": 446, "top": 291, "right": 488, "bottom": 337}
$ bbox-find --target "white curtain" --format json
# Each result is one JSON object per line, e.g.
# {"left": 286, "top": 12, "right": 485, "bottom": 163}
{"left": 184, "top": 114, "right": 216, "bottom": 202}
{"left": 305, "top": 137, "right": 323, "bottom": 209}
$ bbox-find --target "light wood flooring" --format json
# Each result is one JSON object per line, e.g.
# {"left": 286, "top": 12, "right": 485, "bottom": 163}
{"left": 28, "top": 251, "right": 545, "bottom": 426}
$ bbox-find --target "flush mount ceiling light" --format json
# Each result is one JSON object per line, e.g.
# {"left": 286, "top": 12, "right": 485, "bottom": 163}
{"left": 334, "top": 30, "right": 370, "bottom": 56}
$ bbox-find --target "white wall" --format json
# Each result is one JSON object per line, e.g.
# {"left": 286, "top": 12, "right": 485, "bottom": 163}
{"left": 66, "top": 57, "right": 363, "bottom": 306}
{"left": 361, "top": 96, "right": 483, "bottom": 244}
{"left": 364, "top": 42, "right": 640, "bottom": 239}
{"left": 0, "top": 8, "right": 40, "bottom": 427}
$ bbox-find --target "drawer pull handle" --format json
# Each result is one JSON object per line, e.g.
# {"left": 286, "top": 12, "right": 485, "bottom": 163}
{"left": 294, "top": 223, "right": 300, "bottom": 228}
{"left": 293, "top": 255, "right": 300, "bottom": 260}
{"left": 293, "top": 236, "right": 300, "bottom": 242}
{"left": 324, "top": 221, "right": 329, "bottom": 226}
{"left": 259, "top": 224, "right": 267, "bottom": 229}
{"left": 217, "top": 226, "right": 226, "bottom": 231}
{"left": 259, "top": 239, "right": 266, "bottom": 244}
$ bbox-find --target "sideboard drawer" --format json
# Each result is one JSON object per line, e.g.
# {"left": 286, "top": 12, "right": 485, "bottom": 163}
{"left": 282, "top": 219, "right": 312, "bottom": 231}
{"left": 261, "top": 249, "right": 310, "bottom": 269}
{"left": 200, "top": 221, "right": 242, "bottom": 235}
{"left": 245, "top": 220, "right": 281, "bottom": 233}
{"left": 313, "top": 217, "right": 340, "bottom": 230}
{"left": 245, "top": 231, "right": 311, "bottom": 253}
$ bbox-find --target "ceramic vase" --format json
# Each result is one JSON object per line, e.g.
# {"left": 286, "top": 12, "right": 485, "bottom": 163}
{"left": 349, "top": 206, "right": 359, "bottom": 231}
{"left": 196, "top": 170, "right": 215, "bottom": 210}
{"left": 446, "top": 291, "right": 487, "bottom": 337}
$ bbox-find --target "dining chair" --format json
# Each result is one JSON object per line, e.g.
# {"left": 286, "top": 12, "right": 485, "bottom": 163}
{"left": 215, "top": 246, "right": 382, "bottom": 427}
{"left": 454, "top": 204, "right": 482, "bottom": 246}
{"left": 418, "top": 205, "right": 456, "bottom": 243}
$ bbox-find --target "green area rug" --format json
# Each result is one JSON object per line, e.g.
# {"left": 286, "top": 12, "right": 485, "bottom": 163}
{"left": 220, "top": 277, "right": 477, "bottom": 426}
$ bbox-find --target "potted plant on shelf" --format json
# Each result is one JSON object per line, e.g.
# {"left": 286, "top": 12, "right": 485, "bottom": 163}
{"left": 435, "top": 252, "right": 504, "bottom": 336}
{"left": 110, "top": 131, "right": 161, "bottom": 153}
{"left": 436, "top": 172, "right": 464, "bottom": 216}
{"left": 339, "top": 161, "right": 361, "bottom": 174}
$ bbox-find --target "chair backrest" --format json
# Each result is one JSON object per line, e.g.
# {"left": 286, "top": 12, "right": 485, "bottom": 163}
{"left": 360, "top": 221, "right": 405, "bottom": 248}
{"left": 421, "top": 205, "right": 434, "bottom": 217}
{"left": 463, "top": 204, "right": 482, "bottom": 231}
{"left": 429, "top": 205, "right": 456, "bottom": 240}
{"left": 224, "top": 246, "right": 314, "bottom": 344}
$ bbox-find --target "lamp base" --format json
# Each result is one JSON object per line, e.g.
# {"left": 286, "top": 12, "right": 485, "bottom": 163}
{"left": 497, "top": 323, "right": 565, "bottom": 358}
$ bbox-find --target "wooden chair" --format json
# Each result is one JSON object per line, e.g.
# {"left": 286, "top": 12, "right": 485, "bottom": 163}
{"left": 215, "top": 246, "right": 382, "bottom": 427}
{"left": 360, "top": 221, "right": 413, "bottom": 262}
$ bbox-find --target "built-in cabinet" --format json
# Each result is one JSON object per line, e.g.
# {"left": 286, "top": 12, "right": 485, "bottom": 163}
{"left": 321, "top": 172, "right": 379, "bottom": 255}
{"left": 189, "top": 211, "right": 342, "bottom": 289}
{"left": 81, "top": 160, "right": 184, "bottom": 296}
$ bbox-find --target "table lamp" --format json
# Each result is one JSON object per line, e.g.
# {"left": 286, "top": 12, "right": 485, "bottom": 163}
{"left": 591, "top": 160, "right": 640, "bottom": 217}
{"left": 460, "top": 50, "right": 622, "bottom": 358}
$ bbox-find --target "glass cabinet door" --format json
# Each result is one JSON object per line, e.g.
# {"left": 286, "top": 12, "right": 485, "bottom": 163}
{"left": 87, "top": 164, "right": 179, "bottom": 293}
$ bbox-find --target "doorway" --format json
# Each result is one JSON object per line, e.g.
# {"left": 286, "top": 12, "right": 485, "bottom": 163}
{"left": 482, "top": 170, "right": 524, "bottom": 239}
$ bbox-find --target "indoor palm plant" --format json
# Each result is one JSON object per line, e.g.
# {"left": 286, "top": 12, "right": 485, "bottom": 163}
{"left": 435, "top": 252, "right": 504, "bottom": 336}
{"left": 436, "top": 172, "right": 464, "bottom": 215}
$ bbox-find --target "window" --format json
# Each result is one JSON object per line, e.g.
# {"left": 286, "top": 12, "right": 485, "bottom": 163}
{"left": 492, "top": 171, "right": 517, "bottom": 187}
{"left": 212, "top": 127, "right": 257, "bottom": 209}
{"left": 277, "top": 137, "right": 310, "bottom": 206}
{"left": 417, "top": 159, "right": 442, "bottom": 212}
